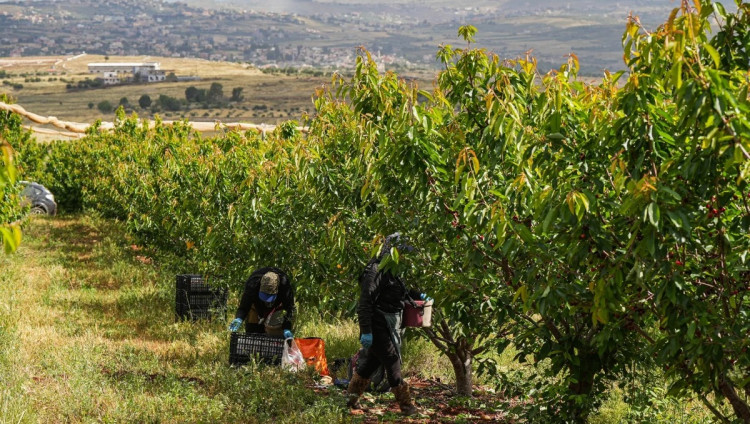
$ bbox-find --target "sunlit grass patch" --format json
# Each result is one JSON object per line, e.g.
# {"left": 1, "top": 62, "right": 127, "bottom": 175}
{"left": 0, "top": 216, "right": 355, "bottom": 423}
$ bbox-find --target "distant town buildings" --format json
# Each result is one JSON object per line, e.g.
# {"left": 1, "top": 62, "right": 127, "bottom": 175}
{"left": 87, "top": 62, "right": 166, "bottom": 85}
{"left": 0, "top": 0, "right": 426, "bottom": 72}
{"left": 101, "top": 71, "right": 120, "bottom": 85}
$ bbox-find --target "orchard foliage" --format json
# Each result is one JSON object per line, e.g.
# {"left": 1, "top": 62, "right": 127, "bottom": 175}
{"left": 5, "top": 0, "right": 750, "bottom": 421}
{"left": 0, "top": 96, "right": 23, "bottom": 253}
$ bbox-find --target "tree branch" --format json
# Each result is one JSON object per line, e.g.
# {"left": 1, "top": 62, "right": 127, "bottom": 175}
{"left": 700, "top": 394, "right": 731, "bottom": 424}
{"left": 424, "top": 328, "right": 450, "bottom": 353}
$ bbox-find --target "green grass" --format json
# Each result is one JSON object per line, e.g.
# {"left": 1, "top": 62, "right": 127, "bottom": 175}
{"left": 0, "top": 215, "right": 352, "bottom": 423}
{"left": 0, "top": 214, "right": 724, "bottom": 423}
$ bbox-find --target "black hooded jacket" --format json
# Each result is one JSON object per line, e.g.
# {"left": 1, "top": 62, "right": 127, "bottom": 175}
{"left": 357, "top": 258, "right": 421, "bottom": 335}
{"left": 234, "top": 266, "right": 296, "bottom": 331}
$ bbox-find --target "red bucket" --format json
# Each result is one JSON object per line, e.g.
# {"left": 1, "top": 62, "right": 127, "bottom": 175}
{"left": 403, "top": 300, "right": 433, "bottom": 328}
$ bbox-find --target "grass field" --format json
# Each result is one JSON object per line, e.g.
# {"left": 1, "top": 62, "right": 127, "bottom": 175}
{"left": 0, "top": 215, "right": 518, "bottom": 423}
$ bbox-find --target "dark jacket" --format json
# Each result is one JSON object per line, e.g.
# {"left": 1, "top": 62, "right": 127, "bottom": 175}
{"left": 357, "top": 258, "right": 421, "bottom": 334}
{"left": 235, "top": 267, "right": 296, "bottom": 331}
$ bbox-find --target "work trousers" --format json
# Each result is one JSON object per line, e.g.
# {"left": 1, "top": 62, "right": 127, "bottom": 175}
{"left": 356, "top": 313, "right": 404, "bottom": 388}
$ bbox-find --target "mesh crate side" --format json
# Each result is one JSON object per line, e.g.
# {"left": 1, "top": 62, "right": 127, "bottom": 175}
{"left": 229, "top": 333, "right": 284, "bottom": 365}
{"left": 176, "top": 274, "right": 212, "bottom": 293}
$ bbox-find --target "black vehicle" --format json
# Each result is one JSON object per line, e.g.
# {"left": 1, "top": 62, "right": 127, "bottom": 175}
{"left": 20, "top": 181, "right": 57, "bottom": 215}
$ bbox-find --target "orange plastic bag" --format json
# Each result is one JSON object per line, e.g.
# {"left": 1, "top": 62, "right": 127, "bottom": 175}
{"left": 294, "top": 337, "right": 329, "bottom": 376}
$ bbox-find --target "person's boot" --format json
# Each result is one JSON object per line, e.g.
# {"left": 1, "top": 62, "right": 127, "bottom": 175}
{"left": 346, "top": 372, "right": 371, "bottom": 409}
{"left": 391, "top": 381, "right": 418, "bottom": 416}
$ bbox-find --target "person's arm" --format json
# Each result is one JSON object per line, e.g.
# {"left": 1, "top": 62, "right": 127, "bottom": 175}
{"left": 235, "top": 271, "right": 261, "bottom": 320}
{"left": 357, "top": 263, "right": 379, "bottom": 335}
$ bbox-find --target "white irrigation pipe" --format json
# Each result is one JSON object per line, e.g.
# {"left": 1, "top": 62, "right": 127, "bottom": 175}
{"left": 1, "top": 101, "right": 307, "bottom": 137}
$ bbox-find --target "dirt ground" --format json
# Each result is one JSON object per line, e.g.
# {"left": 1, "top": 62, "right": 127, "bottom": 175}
{"left": 312, "top": 377, "right": 516, "bottom": 423}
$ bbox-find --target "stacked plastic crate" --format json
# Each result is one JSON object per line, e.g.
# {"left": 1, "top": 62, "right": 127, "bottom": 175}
{"left": 175, "top": 274, "right": 227, "bottom": 321}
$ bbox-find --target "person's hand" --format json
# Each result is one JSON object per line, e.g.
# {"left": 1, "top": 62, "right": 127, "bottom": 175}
{"left": 360, "top": 333, "right": 373, "bottom": 348}
{"left": 284, "top": 330, "right": 293, "bottom": 339}
{"left": 229, "top": 318, "right": 243, "bottom": 332}
{"left": 420, "top": 293, "right": 433, "bottom": 302}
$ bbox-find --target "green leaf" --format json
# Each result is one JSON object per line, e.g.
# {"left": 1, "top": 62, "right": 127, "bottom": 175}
{"left": 647, "top": 202, "right": 660, "bottom": 228}
{"left": 542, "top": 206, "right": 558, "bottom": 234}
{"left": 703, "top": 44, "right": 720, "bottom": 69}
{"left": 515, "top": 223, "right": 534, "bottom": 244}
{"left": 671, "top": 60, "right": 683, "bottom": 89}
{"left": 391, "top": 246, "right": 399, "bottom": 263}
{"left": 0, "top": 225, "right": 21, "bottom": 254}
{"left": 457, "top": 25, "right": 477, "bottom": 43}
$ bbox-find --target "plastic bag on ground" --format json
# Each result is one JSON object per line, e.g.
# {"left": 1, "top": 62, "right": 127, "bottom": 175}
{"left": 281, "top": 337, "right": 306, "bottom": 372}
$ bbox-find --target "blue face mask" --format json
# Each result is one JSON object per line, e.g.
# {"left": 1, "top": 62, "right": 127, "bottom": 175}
{"left": 259, "top": 292, "right": 277, "bottom": 303}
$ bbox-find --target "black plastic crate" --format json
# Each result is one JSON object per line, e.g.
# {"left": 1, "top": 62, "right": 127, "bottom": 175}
{"left": 177, "top": 274, "right": 214, "bottom": 292}
{"left": 229, "top": 332, "right": 285, "bottom": 366}
{"left": 175, "top": 274, "right": 228, "bottom": 321}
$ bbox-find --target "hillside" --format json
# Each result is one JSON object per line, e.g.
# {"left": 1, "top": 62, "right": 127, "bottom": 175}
{"left": 0, "top": 54, "right": 348, "bottom": 125}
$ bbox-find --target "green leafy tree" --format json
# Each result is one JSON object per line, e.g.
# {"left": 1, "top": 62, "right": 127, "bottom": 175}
{"left": 231, "top": 87, "right": 244, "bottom": 102}
{"left": 0, "top": 96, "right": 23, "bottom": 253}
{"left": 611, "top": 2, "right": 750, "bottom": 420}
{"left": 138, "top": 94, "right": 151, "bottom": 109}
{"left": 158, "top": 95, "right": 182, "bottom": 112}
{"left": 185, "top": 86, "right": 199, "bottom": 102}
{"left": 208, "top": 82, "right": 224, "bottom": 104}
{"left": 97, "top": 100, "right": 113, "bottom": 113}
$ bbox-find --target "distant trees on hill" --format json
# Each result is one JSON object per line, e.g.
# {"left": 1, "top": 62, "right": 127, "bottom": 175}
{"left": 183, "top": 83, "right": 245, "bottom": 108}
{"left": 67, "top": 78, "right": 104, "bottom": 90}
{"left": 208, "top": 82, "right": 224, "bottom": 104}
{"left": 185, "top": 86, "right": 207, "bottom": 103}
{"left": 158, "top": 94, "right": 182, "bottom": 112}
{"left": 96, "top": 100, "right": 112, "bottom": 113}
{"left": 138, "top": 95, "right": 152, "bottom": 109}
{"left": 230, "top": 87, "right": 244, "bottom": 102}
{"left": 1, "top": 80, "right": 23, "bottom": 90}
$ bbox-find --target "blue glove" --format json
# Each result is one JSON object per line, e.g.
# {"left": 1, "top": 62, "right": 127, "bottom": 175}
{"left": 420, "top": 293, "right": 433, "bottom": 302}
{"left": 229, "top": 318, "right": 243, "bottom": 332}
{"left": 284, "top": 330, "right": 293, "bottom": 339}
{"left": 360, "top": 333, "right": 373, "bottom": 349}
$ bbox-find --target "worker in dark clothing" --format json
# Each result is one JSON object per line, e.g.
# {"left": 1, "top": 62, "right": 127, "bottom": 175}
{"left": 346, "top": 233, "right": 427, "bottom": 416}
{"left": 229, "top": 267, "right": 295, "bottom": 339}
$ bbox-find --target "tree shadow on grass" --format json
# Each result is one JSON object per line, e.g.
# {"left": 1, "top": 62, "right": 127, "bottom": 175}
{"left": 34, "top": 216, "right": 227, "bottom": 356}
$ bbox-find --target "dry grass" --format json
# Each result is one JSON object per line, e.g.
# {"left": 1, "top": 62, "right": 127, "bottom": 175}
{"left": 1, "top": 54, "right": 331, "bottom": 126}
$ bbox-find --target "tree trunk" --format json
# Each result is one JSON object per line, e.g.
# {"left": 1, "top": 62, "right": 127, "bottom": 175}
{"left": 423, "top": 319, "right": 475, "bottom": 396}
{"left": 446, "top": 339, "right": 473, "bottom": 396}
{"left": 565, "top": 350, "right": 602, "bottom": 423}
{"left": 718, "top": 377, "right": 750, "bottom": 423}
